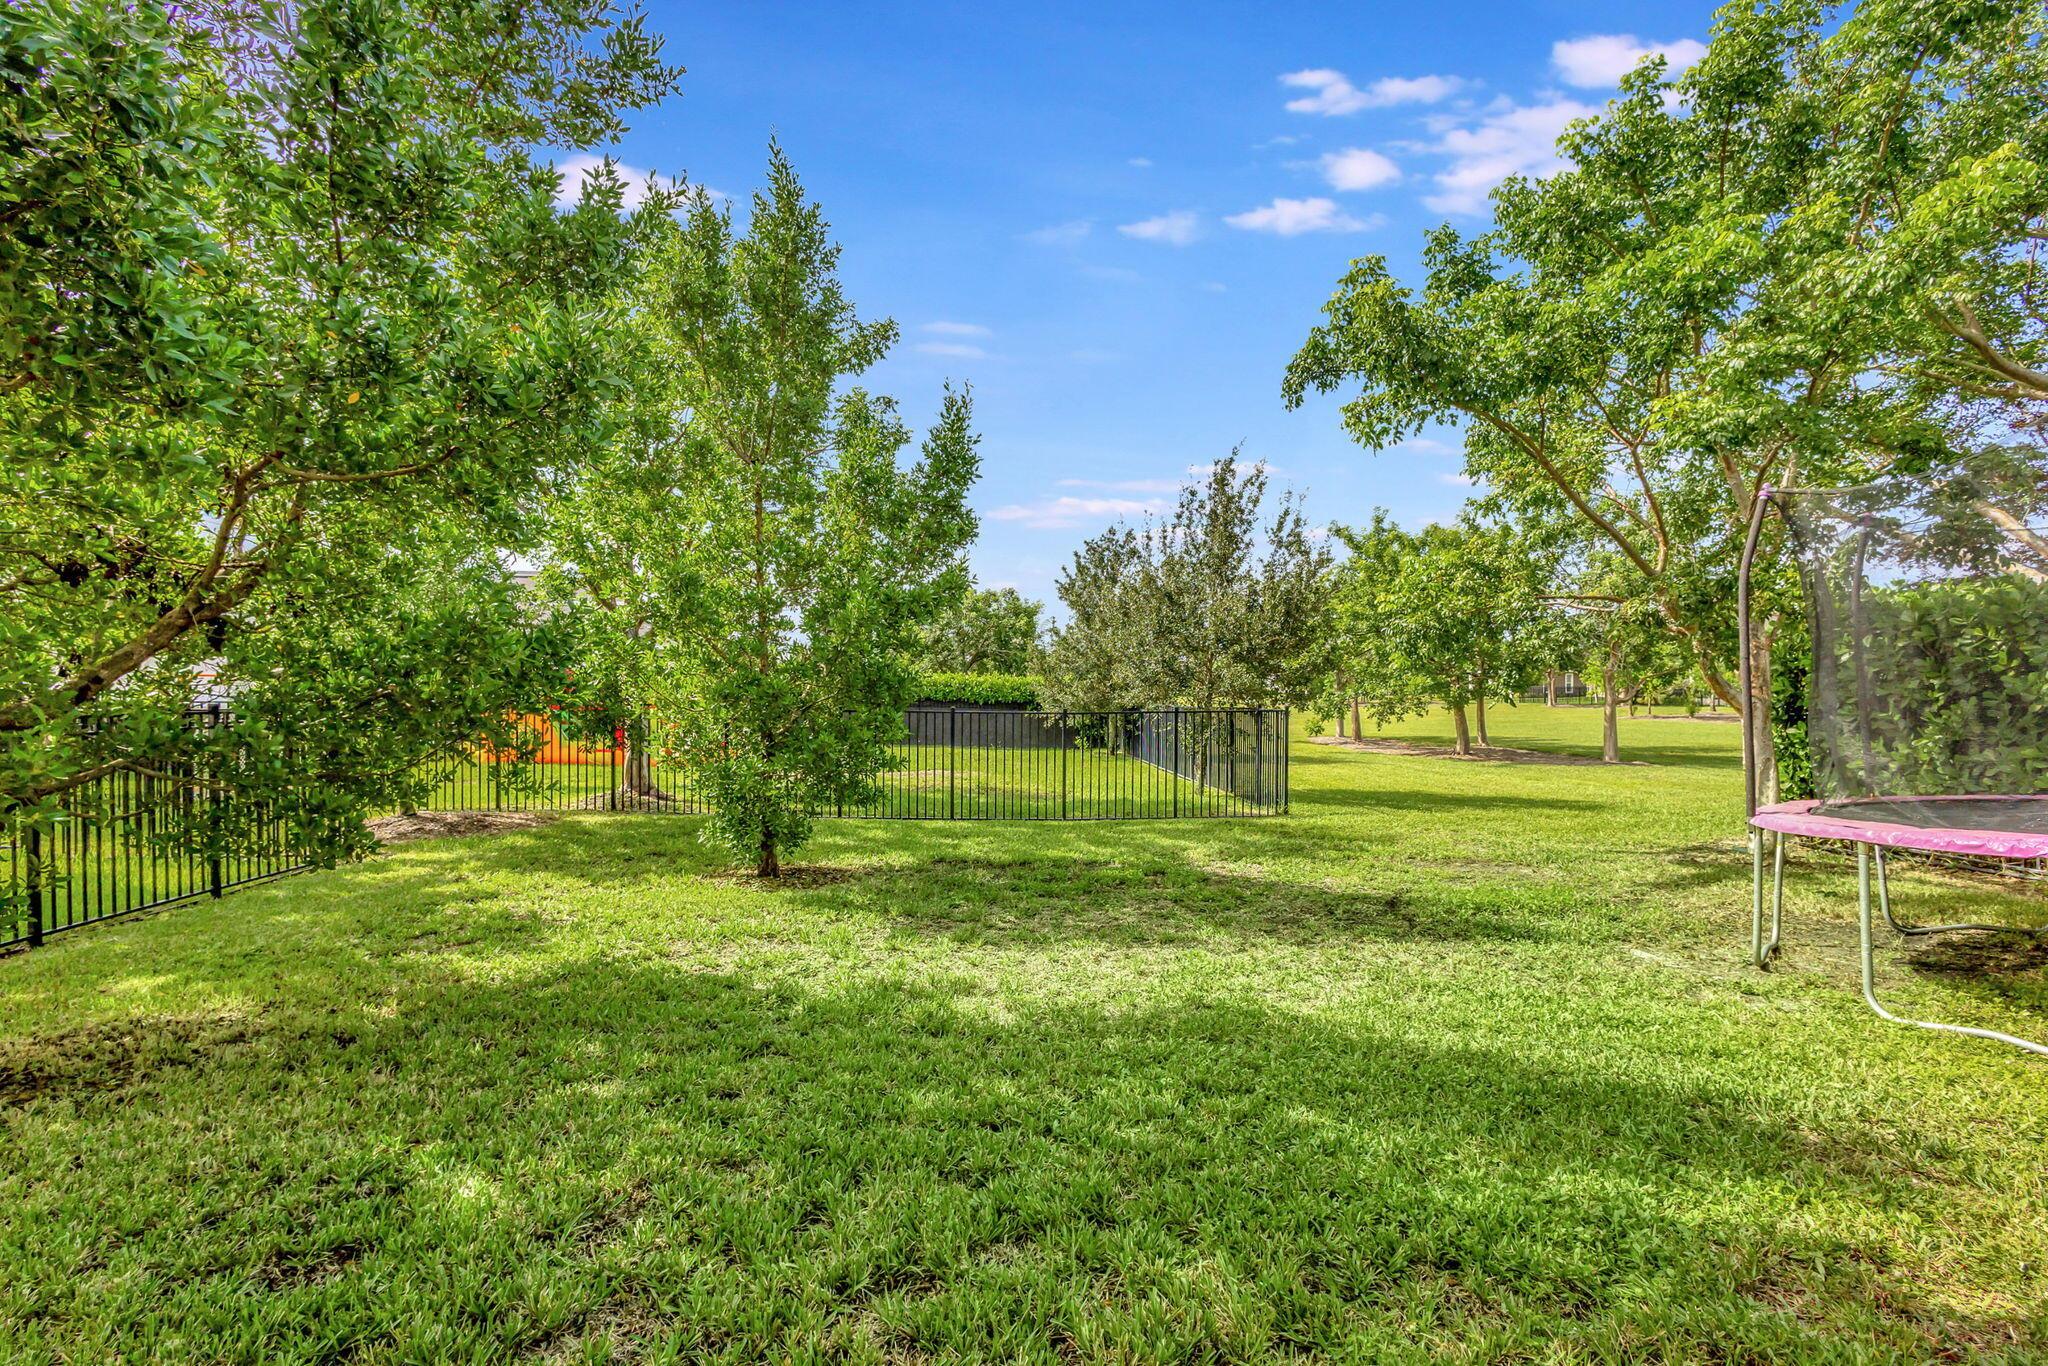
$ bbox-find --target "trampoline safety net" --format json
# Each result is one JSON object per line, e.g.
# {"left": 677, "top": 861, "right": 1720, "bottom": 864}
{"left": 1778, "top": 477, "right": 2048, "bottom": 835}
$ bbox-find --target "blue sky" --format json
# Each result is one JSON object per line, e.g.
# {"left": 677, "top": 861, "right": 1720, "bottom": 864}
{"left": 558, "top": 0, "right": 1718, "bottom": 609}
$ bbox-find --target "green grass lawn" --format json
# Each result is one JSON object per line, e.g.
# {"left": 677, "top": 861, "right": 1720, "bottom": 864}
{"left": 3, "top": 706, "right": 2046, "bottom": 1362}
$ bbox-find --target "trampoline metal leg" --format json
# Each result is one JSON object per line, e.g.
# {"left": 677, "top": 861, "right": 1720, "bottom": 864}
{"left": 1856, "top": 845, "right": 2048, "bottom": 1058}
{"left": 1749, "top": 831, "right": 1766, "bottom": 968}
{"left": 1875, "top": 846, "right": 2037, "bottom": 938}
{"left": 1766, "top": 830, "right": 1784, "bottom": 966}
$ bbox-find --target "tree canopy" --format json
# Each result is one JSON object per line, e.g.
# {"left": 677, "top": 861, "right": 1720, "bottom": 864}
{"left": 0, "top": 0, "right": 681, "bottom": 852}
{"left": 914, "top": 586, "right": 1044, "bottom": 676}
{"left": 1040, "top": 455, "right": 1333, "bottom": 714}
{"left": 1330, "top": 515, "right": 1561, "bottom": 754}
{"left": 1283, "top": 0, "right": 2047, "bottom": 790}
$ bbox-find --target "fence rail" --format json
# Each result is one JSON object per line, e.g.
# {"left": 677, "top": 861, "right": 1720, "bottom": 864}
{"left": 4, "top": 706, "right": 1287, "bottom": 949}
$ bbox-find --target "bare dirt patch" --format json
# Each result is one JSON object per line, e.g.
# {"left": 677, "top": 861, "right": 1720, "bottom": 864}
{"left": 0, "top": 1009, "right": 259, "bottom": 1106}
{"left": 367, "top": 810, "right": 558, "bottom": 844}
{"left": 1309, "top": 735, "right": 1644, "bottom": 767}
{"left": 254, "top": 1239, "right": 368, "bottom": 1291}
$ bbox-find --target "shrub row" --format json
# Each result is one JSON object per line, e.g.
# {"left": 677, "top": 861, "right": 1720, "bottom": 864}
{"left": 914, "top": 672, "right": 1041, "bottom": 706}
{"left": 1784, "top": 573, "right": 2048, "bottom": 799}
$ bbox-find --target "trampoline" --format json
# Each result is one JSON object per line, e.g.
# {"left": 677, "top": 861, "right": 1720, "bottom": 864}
{"left": 1738, "top": 478, "right": 2048, "bottom": 1056}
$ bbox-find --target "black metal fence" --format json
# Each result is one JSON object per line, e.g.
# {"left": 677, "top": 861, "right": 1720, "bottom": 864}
{"left": 4, "top": 706, "right": 1287, "bottom": 949}
{"left": 2, "top": 708, "right": 313, "bottom": 951}
{"left": 414, "top": 708, "right": 1287, "bottom": 822}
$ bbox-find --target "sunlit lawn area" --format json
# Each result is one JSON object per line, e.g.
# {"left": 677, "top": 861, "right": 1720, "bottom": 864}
{"left": 3, "top": 706, "right": 2046, "bottom": 1362}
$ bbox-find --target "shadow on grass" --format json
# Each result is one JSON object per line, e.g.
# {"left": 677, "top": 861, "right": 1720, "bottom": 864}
{"left": 7, "top": 946, "right": 2029, "bottom": 1359}
{"left": 321, "top": 817, "right": 1599, "bottom": 953}
{"left": 1322, "top": 733, "right": 1745, "bottom": 772}
{"left": 1284, "top": 785, "right": 1605, "bottom": 816}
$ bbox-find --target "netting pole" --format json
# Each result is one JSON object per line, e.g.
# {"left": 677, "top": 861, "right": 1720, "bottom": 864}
{"left": 1736, "top": 485, "right": 1772, "bottom": 819}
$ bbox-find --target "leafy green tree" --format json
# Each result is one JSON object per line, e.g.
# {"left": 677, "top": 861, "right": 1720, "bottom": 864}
{"left": 1283, "top": 0, "right": 2047, "bottom": 796}
{"left": 641, "top": 152, "right": 980, "bottom": 877}
{"left": 1333, "top": 517, "right": 1559, "bottom": 754}
{"left": 915, "top": 586, "right": 1044, "bottom": 675}
{"left": 1321, "top": 511, "right": 1423, "bottom": 739}
{"left": 1555, "top": 556, "right": 1690, "bottom": 762}
{"left": 0, "top": 0, "right": 680, "bottom": 855}
{"left": 1041, "top": 454, "right": 1333, "bottom": 715}
{"left": 1036, "top": 527, "right": 1144, "bottom": 714}
{"left": 533, "top": 300, "right": 696, "bottom": 801}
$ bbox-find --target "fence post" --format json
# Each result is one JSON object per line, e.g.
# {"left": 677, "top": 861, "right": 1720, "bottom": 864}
{"left": 1172, "top": 710, "right": 1181, "bottom": 818}
{"left": 1060, "top": 713, "right": 1069, "bottom": 821}
{"left": 1254, "top": 710, "right": 1264, "bottom": 812}
{"left": 25, "top": 822, "right": 44, "bottom": 948}
{"left": 1281, "top": 711, "right": 1290, "bottom": 814}
{"left": 207, "top": 704, "right": 224, "bottom": 899}
{"left": 948, "top": 708, "right": 957, "bottom": 821}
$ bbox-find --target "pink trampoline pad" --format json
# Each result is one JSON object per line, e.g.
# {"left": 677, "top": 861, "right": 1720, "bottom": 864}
{"left": 1752, "top": 796, "right": 2048, "bottom": 860}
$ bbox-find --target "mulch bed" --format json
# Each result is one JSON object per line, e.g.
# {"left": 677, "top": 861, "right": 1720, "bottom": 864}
{"left": 365, "top": 810, "right": 559, "bottom": 844}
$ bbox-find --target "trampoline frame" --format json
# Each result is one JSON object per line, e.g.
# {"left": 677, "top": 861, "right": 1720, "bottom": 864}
{"left": 1737, "top": 485, "right": 2048, "bottom": 1057}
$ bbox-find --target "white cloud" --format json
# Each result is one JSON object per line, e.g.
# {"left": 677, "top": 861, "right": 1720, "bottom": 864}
{"left": 1319, "top": 147, "right": 1402, "bottom": 191}
{"left": 552, "top": 154, "right": 671, "bottom": 209}
{"left": 1551, "top": 34, "right": 1707, "bottom": 88}
{"left": 1118, "top": 210, "right": 1201, "bottom": 245}
{"left": 1439, "top": 472, "right": 1480, "bottom": 487}
{"left": 922, "top": 321, "right": 991, "bottom": 337}
{"left": 1395, "top": 436, "right": 1460, "bottom": 457}
{"left": 914, "top": 341, "right": 986, "bottom": 359}
{"left": 1060, "top": 477, "right": 1182, "bottom": 493}
{"left": 1255, "top": 134, "right": 1305, "bottom": 150}
{"left": 1281, "top": 69, "right": 1466, "bottom": 116}
{"left": 990, "top": 495, "right": 1166, "bottom": 529}
{"left": 1225, "top": 197, "right": 1379, "bottom": 236}
{"left": 1022, "top": 219, "right": 1093, "bottom": 246}
{"left": 1423, "top": 97, "right": 1601, "bottom": 215}
{"left": 1128, "top": 156, "right": 1154, "bottom": 168}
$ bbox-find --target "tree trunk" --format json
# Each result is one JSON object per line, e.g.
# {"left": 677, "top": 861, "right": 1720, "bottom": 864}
{"left": 1545, "top": 672, "right": 1558, "bottom": 708}
{"left": 1450, "top": 703, "right": 1472, "bottom": 756}
{"left": 1350, "top": 693, "right": 1362, "bottom": 741}
{"left": 620, "top": 723, "right": 674, "bottom": 802}
{"left": 1602, "top": 648, "right": 1620, "bottom": 763}
{"left": 1474, "top": 696, "right": 1490, "bottom": 748}
{"left": 757, "top": 829, "right": 780, "bottom": 878}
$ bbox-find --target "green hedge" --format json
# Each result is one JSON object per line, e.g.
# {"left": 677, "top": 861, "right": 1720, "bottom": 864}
{"left": 1806, "top": 575, "right": 2048, "bottom": 798}
{"left": 1771, "top": 625, "right": 1816, "bottom": 801}
{"left": 914, "top": 672, "right": 1041, "bottom": 706}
